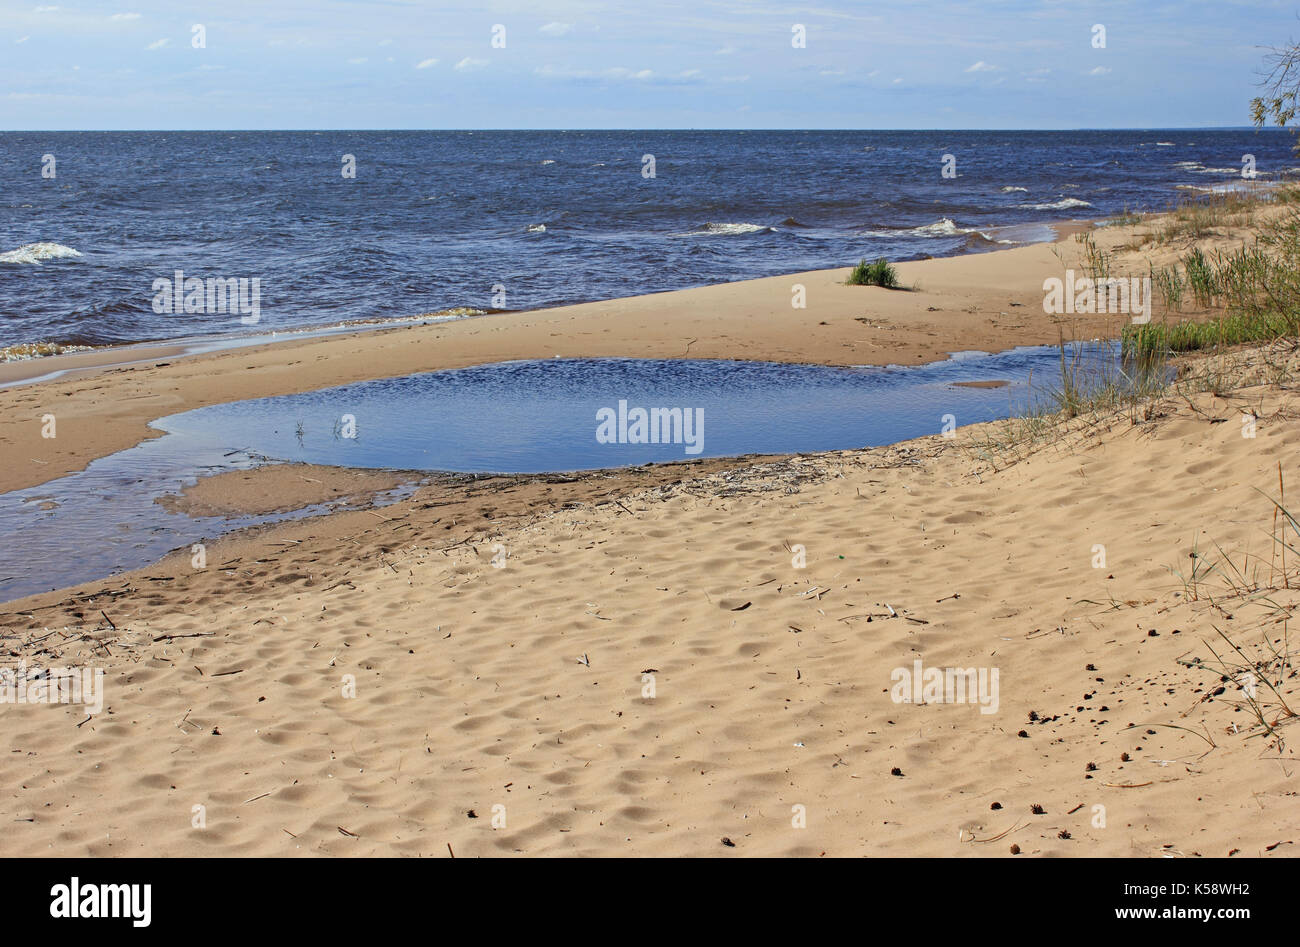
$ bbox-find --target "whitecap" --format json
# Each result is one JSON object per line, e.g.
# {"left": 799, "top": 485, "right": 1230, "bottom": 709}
{"left": 1017, "top": 197, "right": 1092, "bottom": 211}
{"left": 679, "top": 222, "right": 775, "bottom": 236}
{"left": 1176, "top": 181, "right": 1270, "bottom": 195}
{"left": 0, "top": 242, "right": 83, "bottom": 265}
{"left": 859, "top": 217, "right": 973, "bottom": 238}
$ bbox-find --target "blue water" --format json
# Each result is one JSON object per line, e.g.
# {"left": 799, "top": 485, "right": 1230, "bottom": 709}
{"left": 0, "top": 129, "right": 1292, "bottom": 351}
{"left": 156, "top": 351, "right": 1072, "bottom": 470}
{"left": 0, "top": 347, "right": 1126, "bottom": 601}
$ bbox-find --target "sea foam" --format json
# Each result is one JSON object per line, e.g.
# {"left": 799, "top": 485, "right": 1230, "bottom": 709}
{"left": 0, "top": 242, "right": 83, "bottom": 265}
{"left": 859, "top": 217, "right": 973, "bottom": 238}
{"left": 681, "top": 222, "right": 775, "bottom": 236}
{"left": 1017, "top": 198, "right": 1092, "bottom": 211}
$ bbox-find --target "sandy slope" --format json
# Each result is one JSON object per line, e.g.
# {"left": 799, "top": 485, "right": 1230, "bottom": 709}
{"left": 2, "top": 368, "right": 1297, "bottom": 856}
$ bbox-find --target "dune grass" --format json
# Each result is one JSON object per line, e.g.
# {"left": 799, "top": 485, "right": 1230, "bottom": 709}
{"left": 846, "top": 257, "right": 900, "bottom": 288}
{"left": 1123, "top": 310, "right": 1300, "bottom": 359}
{"left": 969, "top": 185, "right": 1300, "bottom": 469}
{"left": 1148, "top": 187, "right": 1268, "bottom": 246}
{"left": 1124, "top": 196, "right": 1300, "bottom": 359}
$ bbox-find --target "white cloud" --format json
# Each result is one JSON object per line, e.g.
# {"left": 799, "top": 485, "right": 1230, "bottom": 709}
{"left": 891, "top": 77, "right": 903, "bottom": 84}
{"left": 416, "top": 58, "right": 438, "bottom": 69}
{"left": 820, "top": 69, "right": 844, "bottom": 76}
{"left": 965, "top": 61, "right": 1000, "bottom": 73}
{"left": 145, "top": 38, "right": 169, "bottom": 50}
{"left": 722, "top": 74, "right": 749, "bottom": 82}
{"left": 15, "top": 35, "right": 30, "bottom": 43}
{"left": 536, "top": 65, "right": 654, "bottom": 81}
{"left": 347, "top": 57, "right": 368, "bottom": 64}
{"left": 454, "top": 57, "right": 487, "bottom": 71}
{"left": 1089, "top": 66, "right": 1111, "bottom": 76}
{"left": 608, "top": 67, "right": 652, "bottom": 80}
{"left": 539, "top": 22, "right": 572, "bottom": 36}
{"left": 33, "top": 6, "right": 59, "bottom": 12}
{"left": 110, "top": 12, "right": 141, "bottom": 20}
{"left": 715, "top": 45, "right": 736, "bottom": 55}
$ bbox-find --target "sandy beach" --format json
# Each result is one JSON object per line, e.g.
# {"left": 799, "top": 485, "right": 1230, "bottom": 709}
{"left": 2, "top": 211, "right": 1298, "bottom": 858}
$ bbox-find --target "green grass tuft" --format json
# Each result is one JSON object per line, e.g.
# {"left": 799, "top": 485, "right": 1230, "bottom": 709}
{"left": 846, "top": 257, "right": 900, "bottom": 288}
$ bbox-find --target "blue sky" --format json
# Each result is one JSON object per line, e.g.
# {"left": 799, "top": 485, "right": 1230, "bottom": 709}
{"left": 2, "top": 0, "right": 1298, "bottom": 129}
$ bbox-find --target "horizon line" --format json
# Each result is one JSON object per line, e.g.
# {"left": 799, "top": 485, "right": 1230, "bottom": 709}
{"left": 0, "top": 125, "right": 1291, "bottom": 134}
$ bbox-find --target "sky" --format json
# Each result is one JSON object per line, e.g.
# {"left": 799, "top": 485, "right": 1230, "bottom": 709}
{"left": 2, "top": 0, "right": 1299, "bottom": 129}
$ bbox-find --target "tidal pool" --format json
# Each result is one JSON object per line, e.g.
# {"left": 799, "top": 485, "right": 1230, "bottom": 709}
{"left": 0, "top": 345, "right": 1127, "bottom": 601}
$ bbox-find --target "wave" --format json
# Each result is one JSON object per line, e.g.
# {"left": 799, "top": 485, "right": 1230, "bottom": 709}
{"left": 1176, "top": 181, "right": 1270, "bottom": 195}
{"left": 0, "top": 242, "right": 83, "bottom": 265}
{"left": 1017, "top": 198, "right": 1092, "bottom": 211}
{"left": 0, "top": 341, "right": 95, "bottom": 362}
{"left": 859, "top": 217, "right": 973, "bottom": 238}
{"left": 279, "top": 307, "right": 487, "bottom": 331}
{"left": 680, "top": 222, "right": 777, "bottom": 236}
{"left": 1173, "top": 160, "right": 1246, "bottom": 175}
{"left": 999, "top": 186, "right": 1028, "bottom": 193}
{"left": 962, "top": 232, "right": 1014, "bottom": 250}
{"left": 526, "top": 223, "right": 547, "bottom": 233}
{"left": 4, "top": 307, "right": 489, "bottom": 362}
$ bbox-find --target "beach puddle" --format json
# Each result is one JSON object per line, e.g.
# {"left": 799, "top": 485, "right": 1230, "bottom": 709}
{"left": 0, "top": 345, "right": 1131, "bottom": 601}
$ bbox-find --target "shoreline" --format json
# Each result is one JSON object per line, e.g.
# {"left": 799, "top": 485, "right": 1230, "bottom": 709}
{"left": 0, "top": 218, "right": 1091, "bottom": 388}
{"left": 0, "top": 218, "right": 1106, "bottom": 495}
{"left": 0, "top": 218, "right": 1072, "bottom": 378}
